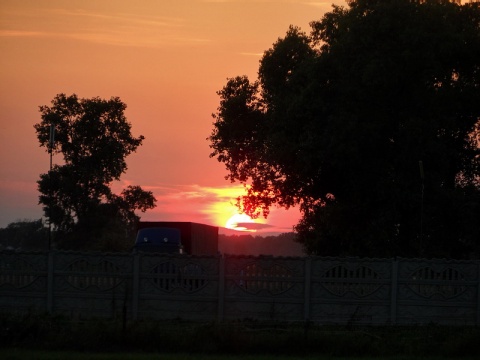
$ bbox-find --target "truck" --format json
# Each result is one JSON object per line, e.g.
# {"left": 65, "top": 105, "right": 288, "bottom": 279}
{"left": 133, "top": 221, "right": 218, "bottom": 255}
{"left": 134, "top": 227, "right": 183, "bottom": 253}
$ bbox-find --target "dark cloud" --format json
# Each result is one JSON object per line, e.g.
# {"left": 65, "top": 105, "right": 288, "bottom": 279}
{"left": 235, "top": 222, "right": 273, "bottom": 230}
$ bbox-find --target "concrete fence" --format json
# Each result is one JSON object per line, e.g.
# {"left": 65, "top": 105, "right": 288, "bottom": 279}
{"left": 0, "top": 251, "right": 478, "bottom": 325}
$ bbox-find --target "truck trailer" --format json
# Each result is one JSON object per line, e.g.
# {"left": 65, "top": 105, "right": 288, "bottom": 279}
{"left": 134, "top": 221, "right": 219, "bottom": 255}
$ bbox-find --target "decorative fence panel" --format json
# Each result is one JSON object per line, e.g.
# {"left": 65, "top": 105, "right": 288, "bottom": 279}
{"left": 309, "top": 258, "right": 393, "bottom": 325}
{"left": 136, "top": 254, "right": 219, "bottom": 321}
{"left": 0, "top": 252, "right": 48, "bottom": 313}
{"left": 0, "top": 251, "right": 478, "bottom": 325}
{"left": 396, "top": 259, "right": 479, "bottom": 325}
{"left": 50, "top": 252, "right": 132, "bottom": 320}
{"left": 223, "top": 256, "right": 306, "bottom": 322}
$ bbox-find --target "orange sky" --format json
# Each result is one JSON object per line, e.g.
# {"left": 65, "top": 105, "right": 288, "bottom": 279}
{"left": 0, "top": 0, "right": 344, "bottom": 234}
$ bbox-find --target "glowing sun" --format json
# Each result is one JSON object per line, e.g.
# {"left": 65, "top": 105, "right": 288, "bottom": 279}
{"left": 225, "top": 213, "right": 255, "bottom": 231}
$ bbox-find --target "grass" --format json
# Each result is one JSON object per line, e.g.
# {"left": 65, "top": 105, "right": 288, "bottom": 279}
{"left": 1, "top": 313, "right": 479, "bottom": 359}
{"left": 2, "top": 350, "right": 478, "bottom": 360}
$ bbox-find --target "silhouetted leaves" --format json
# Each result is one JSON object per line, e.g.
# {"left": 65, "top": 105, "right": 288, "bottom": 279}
{"left": 209, "top": 0, "right": 480, "bottom": 258}
{"left": 35, "top": 94, "right": 156, "bottom": 251}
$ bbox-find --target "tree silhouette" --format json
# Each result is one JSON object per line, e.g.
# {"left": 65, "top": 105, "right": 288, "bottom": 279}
{"left": 35, "top": 94, "right": 156, "bottom": 250}
{"left": 209, "top": 0, "right": 480, "bottom": 258}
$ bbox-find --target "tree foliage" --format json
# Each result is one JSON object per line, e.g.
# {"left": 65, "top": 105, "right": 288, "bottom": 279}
{"left": 209, "top": 0, "right": 480, "bottom": 258}
{"left": 0, "top": 219, "right": 48, "bottom": 251}
{"left": 34, "top": 94, "right": 156, "bottom": 250}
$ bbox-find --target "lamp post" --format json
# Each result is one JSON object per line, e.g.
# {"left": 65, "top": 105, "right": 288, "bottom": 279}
{"left": 48, "top": 124, "right": 55, "bottom": 250}
{"left": 419, "top": 160, "right": 424, "bottom": 254}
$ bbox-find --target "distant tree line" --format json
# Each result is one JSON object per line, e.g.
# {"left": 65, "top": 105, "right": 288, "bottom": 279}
{"left": 219, "top": 232, "right": 303, "bottom": 256}
{"left": 0, "top": 220, "right": 303, "bottom": 257}
{"left": 0, "top": 219, "right": 48, "bottom": 251}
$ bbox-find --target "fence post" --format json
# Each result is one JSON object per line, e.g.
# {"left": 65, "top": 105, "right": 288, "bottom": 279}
{"left": 304, "top": 257, "right": 312, "bottom": 321}
{"left": 217, "top": 255, "right": 225, "bottom": 322}
{"left": 132, "top": 252, "right": 140, "bottom": 321}
{"left": 47, "top": 251, "right": 54, "bottom": 314}
{"left": 477, "top": 262, "right": 480, "bottom": 326}
{"left": 390, "top": 259, "right": 398, "bottom": 325}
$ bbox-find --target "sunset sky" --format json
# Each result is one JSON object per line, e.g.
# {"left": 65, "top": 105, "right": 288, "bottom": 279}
{"left": 0, "top": 0, "right": 344, "bottom": 234}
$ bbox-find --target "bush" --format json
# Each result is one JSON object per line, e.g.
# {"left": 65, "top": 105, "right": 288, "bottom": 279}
{"left": 1, "top": 313, "right": 479, "bottom": 358}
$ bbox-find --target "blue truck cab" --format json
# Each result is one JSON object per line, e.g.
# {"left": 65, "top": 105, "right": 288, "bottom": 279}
{"left": 133, "top": 227, "right": 183, "bottom": 254}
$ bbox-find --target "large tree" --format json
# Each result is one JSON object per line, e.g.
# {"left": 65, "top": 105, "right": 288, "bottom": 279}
{"left": 209, "top": 0, "right": 480, "bottom": 258}
{"left": 35, "top": 94, "right": 156, "bottom": 250}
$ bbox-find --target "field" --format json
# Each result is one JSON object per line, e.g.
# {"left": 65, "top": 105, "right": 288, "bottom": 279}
{"left": 2, "top": 350, "right": 478, "bottom": 360}
{"left": 1, "top": 313, "right": 479, "bottom": 359}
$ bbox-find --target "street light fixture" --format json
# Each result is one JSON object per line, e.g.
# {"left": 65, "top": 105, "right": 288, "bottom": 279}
{"left": 48, "top": 124, "right": 55, "bottom": 250}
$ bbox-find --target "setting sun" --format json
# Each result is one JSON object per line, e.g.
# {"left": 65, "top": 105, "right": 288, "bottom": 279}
{"left": 225, "top": 213, "right": 255, "bottom": 232}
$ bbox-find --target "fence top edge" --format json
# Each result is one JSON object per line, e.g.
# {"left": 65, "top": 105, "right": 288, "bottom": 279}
{"left": 0, "top": 250, "right": 478, "bottom": 264}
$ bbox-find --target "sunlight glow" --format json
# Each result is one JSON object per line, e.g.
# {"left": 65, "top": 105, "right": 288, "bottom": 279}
{"left": 225, "top": 213, "right": 255, "bottom": 232}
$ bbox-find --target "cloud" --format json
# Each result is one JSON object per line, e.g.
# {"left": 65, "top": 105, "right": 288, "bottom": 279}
{"left": 1, "top": 7, "right": 211, "bottom": 48}
{"left": 124, "top": 182, "right": 263, "bottom": 228}
{"left": 235, "top": 222, "right": 273, "bottom": 230}
{"left": 201, "top": 0, "right": 327, "bottom": 3}
{"left": 50, "top": 8, "right": 185, "bottom": 28}
{"left": 201, "top": 0, "right": 333, "bottom": 4}
{"left": 239, "top": 52, "right": 264, "bottom": 57}
{"left": 303, "top": 1, "right": 335, "bottom": 8}
{"left": 0, "top": 30, "right": 46, "bottom": 37}
{"left": 131, "top": 182, "right": 299, "bottom": 233}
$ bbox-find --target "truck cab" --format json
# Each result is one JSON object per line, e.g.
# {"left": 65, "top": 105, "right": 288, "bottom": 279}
{"left": 133, "top": 227, "right": 183, "bottom": 254}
